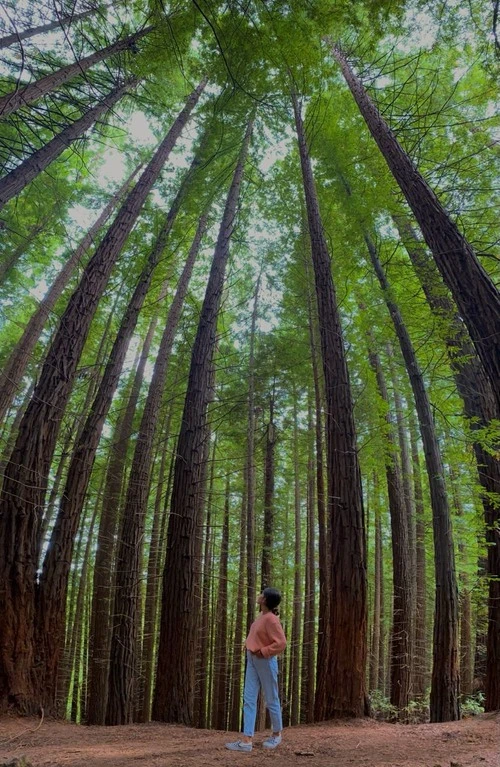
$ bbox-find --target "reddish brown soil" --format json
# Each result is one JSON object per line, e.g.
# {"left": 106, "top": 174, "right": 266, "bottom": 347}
{"left": 0, "top": 713, "right": 498, "bottom": 767}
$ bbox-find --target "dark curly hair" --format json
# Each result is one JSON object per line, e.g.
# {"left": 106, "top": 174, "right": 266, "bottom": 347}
{"left": 263, "top": 587, "right": 281, "bottom": 616}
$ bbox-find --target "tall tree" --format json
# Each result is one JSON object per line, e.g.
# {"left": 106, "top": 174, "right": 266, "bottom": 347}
{"left": 0, "top": 79, "right": 136, "bottom": 211}
{"left": 0, "top": 6, "right": 95, "bottom": 49}
{"left": 293, "top": 91, "right": 367, "bottom": 720}
{"left": 107, "top": 210, "right": 209, "bottom": 725}
{"left": 365, "top": 234, "right": 460, "bottom": 722}
{"left": 331, "top": 45, "right": 500, "bottom": 410}
{"left": 0, "top": 26, "right": 152, "bottom": 117}
{"left": 153, "top": 115, "right": 254, "bottom": 726}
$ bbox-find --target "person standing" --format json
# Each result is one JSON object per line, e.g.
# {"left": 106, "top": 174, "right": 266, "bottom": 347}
{"left": 225, "top": 587, "right": 287, "bottom": 752}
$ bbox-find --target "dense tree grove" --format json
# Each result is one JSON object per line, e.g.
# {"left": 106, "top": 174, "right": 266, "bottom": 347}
{"left": 0, "top": 0, "right": 498, "bottom": 728}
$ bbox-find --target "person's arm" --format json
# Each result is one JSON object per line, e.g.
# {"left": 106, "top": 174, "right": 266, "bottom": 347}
{"left": 260, "top": 617, "right": 287, "bottom": 658}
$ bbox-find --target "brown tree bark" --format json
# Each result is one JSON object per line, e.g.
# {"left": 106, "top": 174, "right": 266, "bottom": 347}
{"left": 369, "top": 475, "right": 383, "bottom": 692}
{"left": 86, "top": 317, "right": 156, "bottom": 725}
{"left": 368, "top": 348, "right": 412, "bottom": 716}
{"left": 408, "top": 412, "right": 428, "bottom": 699}
{"left": 301, "top": 400, "right": 316, "bottom": 723}
{"left": 0, "top": 26, "right": 152, "bottom": 117}
{"left": 0, "top": 80, "right": 136, "bottom": 211}
{"left": 332, "top": 45, "right": 500, "bottom": 410}
{"left": 365, "top": 234, "right": 460, "bottom": 721}
{"left": 107, "top": 211, "right": 208, "bottom": 725}
{"left": 245, "top": 275, "right": 259, "bottom": 630}
{"left": 229, "top": 481, "right": 247, "bottom": 732}
{"left": 293, "top": 92, "right": 367, "bottom": 720}
{"left": 211, "top": 474, "right": 230, "bottom": 730}
{"left": 0, "top": 7, "right": 95, "bottom": 48}
{"left": 0, "top": 166, "right": 140, "bottom": 425}
{"left": 261, "top": 395, "right": 276, "bottom": 589}
{"left": 194, "top": 439, "right": 217, "bottom": 729}
{"left": 289, "top": 396, "right": 302, "bottom": 726}
{"left": 0, "top": 80, "right": 204, "bottom": 715}
{"left": 153, "top": 117, "right": 254, "bottom": 726}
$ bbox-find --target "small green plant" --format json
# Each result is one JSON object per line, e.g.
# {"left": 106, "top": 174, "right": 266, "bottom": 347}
{"left": 461, "top": 693, "right": 485, "bottom": 717}
{"left": 369, "top": 690, "right": 398, "bottom": 721}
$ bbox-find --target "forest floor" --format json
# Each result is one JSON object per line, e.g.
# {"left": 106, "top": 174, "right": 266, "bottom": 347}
{"left": 0, "top": 712, "right": 498, "bottom": 767}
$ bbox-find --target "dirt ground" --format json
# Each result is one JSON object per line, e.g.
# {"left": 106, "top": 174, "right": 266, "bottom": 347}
{"left": 0, "top": 713, "right": 499, "bottom": 767}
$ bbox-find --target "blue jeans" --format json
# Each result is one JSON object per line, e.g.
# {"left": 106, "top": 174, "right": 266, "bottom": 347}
{"left": 243, "top": 650, "right": 283, "bottom": 737}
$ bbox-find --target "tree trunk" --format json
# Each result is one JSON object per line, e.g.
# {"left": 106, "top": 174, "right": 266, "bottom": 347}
{"left": 138, "top": 402, "right": 175, "bottom": 723}
{"left": 37, "top": 225, "right": 164, "bottom": 710}
{"left": 245, "top": 275, "right": 259, "bottom": 630}
{"left": 301, "top": 400, "right": 316, "bottom": 723}
{"left": 261, "top": 395, "right": 276, "bottom": 589}
{"left": 86, "top": 133, "right": 207, "bottom": 723}
{"left": 0, "top": 26, "right": 153, "bottom": 117}
{"left": 0, "top": 7, "right": 95, "bottom": 48}
{"left": 409, "top": 412, "right": 428, "bottom": 699}
{"left": 369, "top": 476, "right": 382, "bottom": 692}
{"left": 395, "top": 216, "right": 500, "bottom": 711}
{"left": 194, "top": 439, "right": 217, "bottom": 729}
{"left": 107, "top": 211, "right": 208, "bottom": 725}
{"left": 365, "top": 234, "right": 460, "bottom": 722}
{"left": 211, "top": 475, "right": 230, "bottom": 730}
{"left": 368, "top": 348, "right": 412, "bottom": 717}
{"left": 332, "top": 45, "right": 500, "bottom": 410}
{"left": 0, "top": 80, "right": 203, "bottom": 715}
{"left": 0, "top": 80, "right": 136, "bottom": 211}
{"left": 289, "top": 397, "right": 302, "bottom": 726}
{"left": 229, "top": 481, "right": 247, "bottom": 732}
{"left": 292, "top": 92, "right": 367, "bottom": 720}
{"left": 0, "top": 166, "right": 140, "bottom": 424}
{"left": 153, "top": 117, "right": 254, "bottom": 726}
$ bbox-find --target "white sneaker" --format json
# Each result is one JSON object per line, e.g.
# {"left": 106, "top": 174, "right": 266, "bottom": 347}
{"left": 263, "top": 734, "right": 282, "bottom": 749}
{"left": 225, "top": 740, "right": 252, "bottom": 752}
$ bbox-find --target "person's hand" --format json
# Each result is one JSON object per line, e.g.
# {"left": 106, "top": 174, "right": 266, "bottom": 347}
{"left": 253, "top": 649, "right": 264, "bottom": 658}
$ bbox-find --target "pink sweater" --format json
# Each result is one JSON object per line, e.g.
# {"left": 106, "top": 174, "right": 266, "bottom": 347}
{"left": 245, "top": 612, "right": 287, "bottom": 658}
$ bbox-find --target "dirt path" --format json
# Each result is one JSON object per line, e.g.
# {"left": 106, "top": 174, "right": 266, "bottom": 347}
{"left": 0, "top": 713, "right": 498, "bottom": 767}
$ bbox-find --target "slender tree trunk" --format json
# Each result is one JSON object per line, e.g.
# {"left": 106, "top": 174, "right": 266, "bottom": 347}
{"left": 395, "top": 216, "right": 500, "bottom": 711}
{"left": 138, "top": 403, "right": 174, "bottom": 723}
{"left": 368, "top": 348, "right": 412, "bottom": 716}
{"left": 261, "top": 395, "right": 276, "bottom": 589}
{"left": 0, "top": 81, "right": 204, "bottom": 715}
{"left": 245, "top": 276, "right": 259, "bottom": 630}
{"left": 0, "top": 7, "right": 95, "bottom": 48}
{"left": 153, "top": 117, "right": 254, "bottom": 726}
{"left": 293, "top": 92, "right": 367, "bottom": 719}
{"left": 370, "top": 476, "right": 382, "bottom": 692}
{"left": 37, "top": 228, "right": 164, "bottom": 710}
{"left": 86, "top": 319, "right": 155, "bottom": 725}
{"left": 289, "top": 397, "right": 302, "bottom": 726}
{"left": 229, "top": 481, "right": 247, "bottom": 732}
{"left": 195, "top": 439, "right": 217, "bottom": 729}
{"left": 0, "top": 166, "right": 140, "bottom": 424}
{"left": 107, "top": 211, "right": 208, "bottom": 725}
{"left": 332, "top": 45, "right": 500, "bottom": 409}
{"left": 301, "top": 400, "right": 316, "bottom": 723}
{"left": 0, "top": 80, "right": 136, "bottom": 210}
{"left": 0, "top": 26, "right": 153, "bottom": 117}
{"left": 409, "top": 412, "right": 428, "bottom": 699}
{"left": 365, "top": 234, "right": 460, "bottom": 722}
{"left": 211, "top": 475, "right": 230, "bottom": 730}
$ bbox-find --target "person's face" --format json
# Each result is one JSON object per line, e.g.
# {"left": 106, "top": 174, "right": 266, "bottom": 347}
{"left": 257, "top": 592, "right": 266, "bottom": 607}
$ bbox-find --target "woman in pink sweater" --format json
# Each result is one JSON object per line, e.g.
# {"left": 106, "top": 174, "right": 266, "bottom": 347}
{"left": 225, "top": 587, "right": 287, "bottom": 752}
